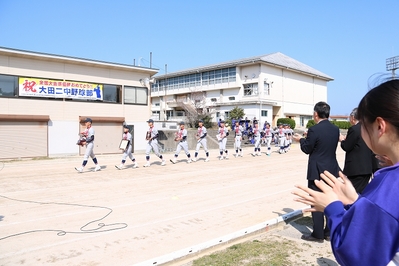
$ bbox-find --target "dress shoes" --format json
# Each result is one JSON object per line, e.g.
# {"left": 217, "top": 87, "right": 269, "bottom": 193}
{"left": 301, "top": 234, "right": 324, "bottom": 243}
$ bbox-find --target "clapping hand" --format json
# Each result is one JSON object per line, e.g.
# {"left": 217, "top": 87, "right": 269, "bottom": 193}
{"left": 292, "top": 171, "right": 359, "bottom": 212}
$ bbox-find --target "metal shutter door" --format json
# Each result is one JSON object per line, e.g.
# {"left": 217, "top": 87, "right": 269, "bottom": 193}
{"left": 0, "top": 121, "right": 48, "bottom": 159}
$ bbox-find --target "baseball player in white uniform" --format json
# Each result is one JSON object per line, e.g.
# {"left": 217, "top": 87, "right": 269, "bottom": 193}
{"left": 192, "top": 119, "right": 209, "bottom": 162}
{"left": 277, "top": 123, "right": 286, "bottom": 154}
{"left": 75, "top": 117, "right": 101, "bottom": 173}
{"left": 170, "top": 121, "right": 192, "bottom": 164}
{"left": 251, "top": 121, "right": 262, "bottom": 156}
{"left": 144, "top": 119, "right": 166, "bottom": 167}
{"left": 115, "top": 125, "right": 138, "bottom": 170}
{"left": 234, "top": 120, "right": 244, "bottom": 157}
{"left": 263, "top": 123, "right": 273, "bottom": 156}
{"left": 218, "top": 120, "right": 229, "bottom": 160}
{"left": 285, "top": 124, "right": 293, "bottom": 151}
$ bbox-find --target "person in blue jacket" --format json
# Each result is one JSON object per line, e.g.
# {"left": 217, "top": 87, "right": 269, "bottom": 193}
{"left": 293, "top": 78, "right": 399, "bottom": 266}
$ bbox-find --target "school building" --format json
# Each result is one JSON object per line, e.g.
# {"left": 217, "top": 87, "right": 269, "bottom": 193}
{"left": 0, "top": 47, "right": 157, "bottom": 159}
{"left": 150, "top": 52, "right": 333, "bottom": 128}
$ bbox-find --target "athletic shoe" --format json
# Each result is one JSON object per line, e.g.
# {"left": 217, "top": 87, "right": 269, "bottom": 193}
{"left": 219, "top": 156, "right": 224, "bottom": 160}
{"left": 257, "top": 152, "right": 262, "bottom": 156}
{"left": 235, "top": 154, "right": 238, "bottom": 158}
{"left": 94, "top": 165, "right": 101, "bottom": 171}
{"left": 205, "top": 157, "right": 209, "bottom": 162}
{"left": 132, "top": 162, "right": 138, "bottom": 168}
{"left": 170, "top": 158, "right": 177, "bottom": 164}
{"left": 115, "top": 164, "right": 123, "bottom": 170}
{"left": 161, "top": 160, "right": 166, "bottom": 166}
{"left": 187, "top": 159, "right": 192, "bottom": 164}
{"left": 192, "top": 157, "right": 197, "bottom": 162}
{"left": 144, "top": 162, "right": 151, "bottom": 167}
{"left": 225, "top": 155, "right": 229, "bottom": 159}
{"left": 75, "top": 167, "right": 83, "bottom": 173}
{"left": 240, "top": 152, "right": 243, "bottom": 157}
{"left": 251, "top": 153, "right": 256, "bottom": 157}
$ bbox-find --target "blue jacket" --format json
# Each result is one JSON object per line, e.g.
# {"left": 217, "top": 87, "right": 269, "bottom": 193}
{"left": 325, "top": 164, "right": 399, "bottom": 265}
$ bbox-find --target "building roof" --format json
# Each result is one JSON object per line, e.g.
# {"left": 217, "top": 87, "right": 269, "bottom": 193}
{"left": 0, "top": 46, "right": 159, "bottom": 75}
{"left": 155, "top": 52, "right": 333, "bottom": 81}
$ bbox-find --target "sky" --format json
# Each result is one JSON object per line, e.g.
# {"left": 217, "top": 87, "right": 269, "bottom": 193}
{"left": 0, "top": 0, "right": 398, "bottom": 115}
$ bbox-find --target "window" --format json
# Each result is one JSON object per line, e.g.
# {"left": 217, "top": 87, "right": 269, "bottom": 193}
{"left": 124, "top": 86, "right": 148, "bottom": 105}
{"left": 261, "top": 110, "right": 268, "bottom": 116}
{"left": 155, "top": 103, "right": 160, "bottom": 106}
{"left": 228, "top": 67, "right": 236, "bottom": 82}
{"left": 0, "top": 74, "right": 18, "bottom": 97}
{"left": 243, "top": 83, "right": 258, "bottom": 96}
{"left": 264, "top": 82, "right": 270, "bottom": 95}
{"left": 211, "top": 98, "right": 217, "bottom": 102}
{"left": 103, "top": 84, "right": 121, "bottom": 103}
{"left": 228, "top": 96, "right": 235, "bottom": 101}
{"left": 154, "top": 67, "right": 236, "bottom": 90}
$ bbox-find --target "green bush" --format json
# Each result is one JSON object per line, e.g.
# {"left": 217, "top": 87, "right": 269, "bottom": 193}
{"left": 331, "top": 120, "right": 351, "bottom": 129}
{"left": 306, "top": 120, "right": 316, "bottom": 128}
{"left": 306, "top": 119, "right": 351, "bottom": 129}
{"left": 276, "top": 118, "right": 296, "bottom": 129}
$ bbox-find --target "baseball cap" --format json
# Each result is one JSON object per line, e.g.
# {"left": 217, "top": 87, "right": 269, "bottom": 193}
{"left": 123, "top": 125, "right": 129, "bottom": 129}
{"left": 179, "top": 121, "right": 185, "bottom": 125}
{"left": 198, "top": 119, "right": 204, "bottom": 123}
{"left": 146, "top": 119, "right": 154, "bottom": 123}
{"left": 220, "top": 120, "right": 225, "bottom": 123}
{"left": 84, "top": 117, "right": 92, "bottom": 123}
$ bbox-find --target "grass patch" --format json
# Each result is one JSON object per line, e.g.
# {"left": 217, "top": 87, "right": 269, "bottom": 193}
{"left": 192, "top": 238, "right": 300, "bottom": 266}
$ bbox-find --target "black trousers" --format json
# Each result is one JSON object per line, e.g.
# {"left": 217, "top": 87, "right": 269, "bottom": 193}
{"left": 348, "top": 174, "right": 372, "bottom": 194}
{"left": 308, "top": 180, "right": 329, "bottom": 239}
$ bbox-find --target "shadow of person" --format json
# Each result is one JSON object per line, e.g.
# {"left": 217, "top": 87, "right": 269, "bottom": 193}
{"left": 0, "top": 215, "right": 4, "bottom": 221}
{"left": 272, "top": 208, "right": 294, "bottom": 216}
{"left": 289, "top": 216, "right": 313, "bottom": 235}
{"left": 317, "top": 257, "right": 338, "bottom": 266}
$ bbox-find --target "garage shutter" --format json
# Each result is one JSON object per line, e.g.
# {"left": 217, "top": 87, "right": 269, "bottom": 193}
{"left": 0, "top": 121, "right": 48, "bottom": 159}
{"left": 79, "top": 122, "right": 122, "bottom": 155}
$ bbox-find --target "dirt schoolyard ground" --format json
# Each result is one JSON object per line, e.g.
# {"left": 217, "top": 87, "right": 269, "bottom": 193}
{"left": 0, "top": 143, "right": 343, "bottom": 265}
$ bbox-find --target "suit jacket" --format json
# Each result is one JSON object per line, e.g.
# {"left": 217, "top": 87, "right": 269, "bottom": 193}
{"left": 300, "top": 119, "right": 340, "bottom": 180}
{"left": 341, "top": 123, "right": 374, "bottom": 176}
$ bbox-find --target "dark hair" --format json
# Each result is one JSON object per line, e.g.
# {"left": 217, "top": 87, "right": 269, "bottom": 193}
{"left": 314, "top": 101, "right": 330, "bottom": 119}
{"left": 357, "top": 79, "right": 399, "bottom": 132}
{"left": 350, "top": 108, "right": 358, "bottom": 120}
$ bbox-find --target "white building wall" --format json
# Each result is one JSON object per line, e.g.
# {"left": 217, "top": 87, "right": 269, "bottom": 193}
{"left": 48, "top": 121, "right": 77, "bottom": 156}
{"left": 205, "top": 90, "right": 221, "bottom": 105}
{"left": 221, "top": 88, "right": 240, "bottom": 102}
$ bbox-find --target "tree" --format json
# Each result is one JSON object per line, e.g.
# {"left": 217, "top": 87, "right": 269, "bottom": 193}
{"left": 180, "top": 89, "right": 215, "bottom": 128}
{"left": 225, "top": 106, "right": 245, "bottom": 127}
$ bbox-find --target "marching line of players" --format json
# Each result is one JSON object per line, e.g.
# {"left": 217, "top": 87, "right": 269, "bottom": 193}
{"left": 75, "top": 117, "right": 294, "bottom": 172}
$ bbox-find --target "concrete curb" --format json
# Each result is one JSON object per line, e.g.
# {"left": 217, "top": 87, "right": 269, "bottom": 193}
{"left": 134, "top": 207, "right": 308, "bottom": 266}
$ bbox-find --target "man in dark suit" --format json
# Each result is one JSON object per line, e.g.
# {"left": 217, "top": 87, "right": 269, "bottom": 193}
{"left": 340, "top": 108, "right": 376, "bottom": 194}
{"left": 293, "top": 101, "right": 340, "bottom": 243}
